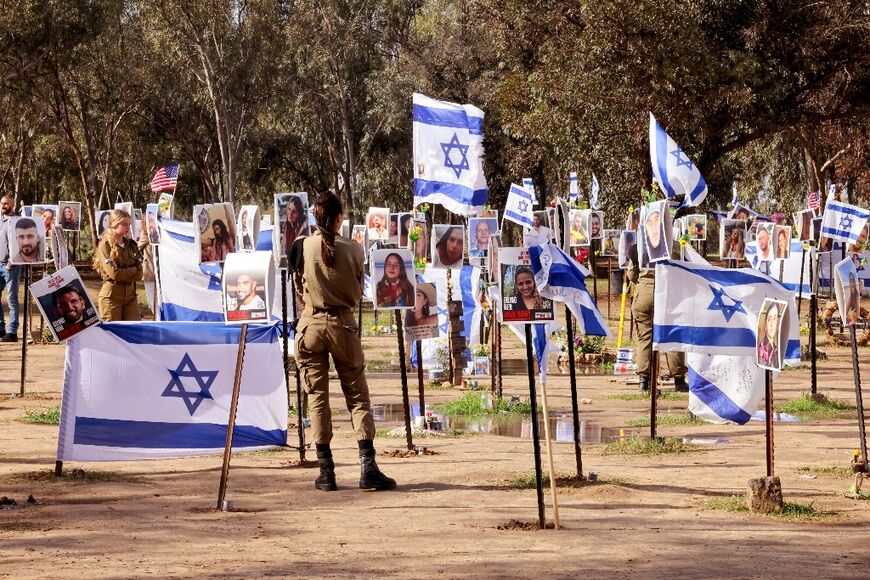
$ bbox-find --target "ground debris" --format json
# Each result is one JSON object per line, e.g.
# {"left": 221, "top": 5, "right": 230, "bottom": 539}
{"left": 496, "top": 519, "right": 556, "bottom": 531}
{"left": 379, "top": 448, "right": 439, "bottom": 458}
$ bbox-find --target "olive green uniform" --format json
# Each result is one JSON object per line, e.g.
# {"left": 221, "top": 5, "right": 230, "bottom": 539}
{"left": 629, "top": 263, "right": 686, "bottom": 380}
{"left": 94, "top": 238, "right": 143, "bottom": 322}
{"left": 293, "top": 231, "right": 374, "bottom": 444}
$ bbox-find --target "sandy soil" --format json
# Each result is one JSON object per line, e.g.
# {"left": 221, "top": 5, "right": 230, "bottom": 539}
{"left": 1, "top": 292, "right": 870, "bottom": 578}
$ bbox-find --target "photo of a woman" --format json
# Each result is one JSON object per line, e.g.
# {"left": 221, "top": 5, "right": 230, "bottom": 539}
{"left": 374, "top": 250, "right": 415, "bottom": 309}
{"left": 399, "top": 213, "right": 412, "bottom": 248}
{"left": 405, "top": 283, "right": 439, "bottom": 339}
{"left": 432, "top": 225, "right": 464, "bottom": 269}
{"left": 58, "top": 202, "right": 81, "bottom": 231}
{"left": 412, "top": 219, "right": 428, "bottom": 260}
{"left": 281, "top": 195, "right": 309, "bottom": 258}
{"left": 512, "top": 266, "right": 543, "bottom": 311}
{"left": 204, "top": 219, "right": 234, "bottom": 262}
{"left": 721, "top": 220, "right": 746, "bottom": 261}
{"left": 499, "top": 247, "right": 554, "bottom": 323}
{"left": 756, "top": 299, "right": 785, "bottom": 371}
{"left": 774, "top": 226, "right": 791, "bottom": 260}
{"left": 834, "top": 257, "right": 862, "bottom": 327}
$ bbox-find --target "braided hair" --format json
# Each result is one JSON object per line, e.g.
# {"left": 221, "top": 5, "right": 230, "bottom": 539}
{"left": 313, "top": 192, "right": 343, "bottom": 268}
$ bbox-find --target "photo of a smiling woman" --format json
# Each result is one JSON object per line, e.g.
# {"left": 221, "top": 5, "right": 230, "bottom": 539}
{"left": 373, "top": 250, "right": 415, "bottom": 309}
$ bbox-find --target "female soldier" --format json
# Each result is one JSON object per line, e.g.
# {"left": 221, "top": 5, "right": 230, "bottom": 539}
{"left": 293, "top": 192, "right": 396, "bottom": 492}
{"left": 93, "top": 209, "right": 142, "bottom": 321}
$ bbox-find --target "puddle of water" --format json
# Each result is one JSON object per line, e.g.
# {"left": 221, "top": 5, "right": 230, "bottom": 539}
{"left": 749, "top": 410, "right": 801, "bottom": 423}
{"left": 445, "top": 415, "right": 623, "bottom": 444}
{"left": 681, "top": 437, "right": 732, "bottom": 445}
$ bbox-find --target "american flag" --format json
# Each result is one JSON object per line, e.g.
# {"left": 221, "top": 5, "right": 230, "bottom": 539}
{"left": 150, "top": 163, "right": 179, "bottom": 193}
{"left": 807, "top": 190, "right": 820, "bottom": 211}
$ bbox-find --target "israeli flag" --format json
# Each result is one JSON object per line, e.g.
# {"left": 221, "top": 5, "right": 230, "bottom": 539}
{"left": 653, "top": 260, "right": 799, "bottom": 363}
{"left": 649, "top": 113, "right": 708, "bottom": 208}
{"left": 687, "top": 353, "right": 765, "bottom": 425}
{"left": 504, "top": 183, "right": 535, "bottom": 229}
{"left": 528, "top": 242, "right": 610, "bottom": 337}
{"left": 730, "top": 182, "right": 739, "bottom": 208}
{"left": 522, "top": 177, "right": 537, "bottom": 203}
{"left": 413, "top": 93, "right": 488, "bottom": 216}
{"left": 569, "top": 172, "right": 578, "bottom": 202}
{"left": 746, "top": 240, "right": 811, "bottom": 295}
{"left": 590, "top": 173, "right": 600, "bottom": 210}
{"left": 56, "top": 323, "right": 287, "bottom": 461}
{"left": 820, "top": 198, "right": 870, "bottom": 244}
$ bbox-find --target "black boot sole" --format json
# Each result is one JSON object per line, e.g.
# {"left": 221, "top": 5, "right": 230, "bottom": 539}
{"left": 315, "top": 481, "right": 337, "bottom": 491}
{"left": 359, "top": 481, "right": 397, "bottom": 491}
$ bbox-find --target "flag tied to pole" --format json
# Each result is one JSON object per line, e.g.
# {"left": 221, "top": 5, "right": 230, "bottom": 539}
{"left": 504, "top": 183, "right": 535, "bottom": 229}
{"left": 590, "top": 174, "right": 600, "bottom": 210}
{"left": 568, "top": 172, "right": 578, "bottom": 202}
{"left": 412, "top": 93, "right": 488, "bottom": 215}
{"left": 150, "top": 163, "right": 179, "bottom": 193}
{"left": 649, "top": 113, "right": 707, "bottom": 208}
{"left": 56, "top": 322, "right": 287, "bottom": 461}
{"left": 820, "top": 198, "right": 870, "bottom": 244}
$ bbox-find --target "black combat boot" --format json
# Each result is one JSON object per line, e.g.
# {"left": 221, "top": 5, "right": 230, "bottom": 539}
{"left": 638, "top": 376, "right": 650, "bottom": 392}
{"left": 314, "top": 444, "right": 337, "bottom": 491}
{"left": 674, "top": 376, "right": 689, "bottom": 393}
{"left": 358, "top": 440, "right": 396, "bottom": 491}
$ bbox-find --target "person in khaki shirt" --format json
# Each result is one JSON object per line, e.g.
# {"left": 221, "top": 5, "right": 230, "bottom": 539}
{"left": 93, "top": 209, "right": 142, "bottom": 321}
{"left": 292, "top": 192, "right": 395, "bottom": 492}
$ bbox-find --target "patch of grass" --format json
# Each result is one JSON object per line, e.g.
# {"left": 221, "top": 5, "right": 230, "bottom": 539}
{"left": 777, "top": 393, "right": 855, "bottom": 419}
{"left": 21, "top": 406, "right": 60, "bottom": 425}
{"left": 506, "top": 470, "right": 616, "bottom": 490}
{"left": 704, "top": 495, "right": 748, "bottom": 512}
{"left": 20, "top": 469, "right": 136, "bottom": 483}
{"left": 703, "top": 495, "right": 838, "bottom": 522}
{"left": 627, "top": 412, "right": 698, "bottom": 428}
{"left": 797, "top": 465, "right": 853, "bottom": 479}
{"left": 607, "top": 391, "right": 688, "bottom": 401}
{"left": 435, "top": 392, "right": 532, "bottom": 415}
{"left": 603, "top": 436, "right": 693, "bottom": 455}
{"left": 783, "top": 364, "right": 810, "bottom": 371}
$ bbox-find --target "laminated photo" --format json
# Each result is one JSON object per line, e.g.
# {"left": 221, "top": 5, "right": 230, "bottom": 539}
{"left": 157, "top": 192, "right": 174, "bottom": 219}
{"left": 686, "top": 214, "right": 706, "bottom": 240}
{"left": 773, "top": 225, "right": 791, "bottom": 260}
{"left": 340, "top": 220, "right": 350, "bottom": 239}
{"left": 756, "top": 297, "right": 787, "bottom": 371}
{"left": 95, "top": 210, "right": 111, "bottom": 238}
{"left": 366, "top": 207, "right": 390, "bottom": 241}
{"left": 194, "top": 202, "right": 236, "bottom": 264}
{"left": 486, "top": 233, "right": 501, "bottom": 276}
{"left": 720, "top": 219, "right": 747, "bottom": 261}
{"left": 641, "top": 200, "right": 671, "bottom": 263}
{"left": 31, "top": 265, "right": 99, "bottom": 343}
{"left": 58, "top": 201, "right": 82, "bottom": 232}
{"left": 590, "top": 211, "right": 604, "bottom": 240}
{"left": 618, "top": 230, "right": 636, "bottom": 269}
{"left": 114, "top": 201, "right": 134, "bottom": 218}
{"left": 371, "top": 249, "right": 415, "bottom": 310}
{"left": 274, "top": 192, "right": 310, "bottom": 269}
{"left": 499, "top": 246, "right": 554, "bottom": 324}
{"left": 145, "top": 203, "right": 161, "bottom": 245}
{"left": 730, "top": 203, "right": 757, "bottom": 221}
{"left": 237, "top": 205, "right": 260, "bottom": 251}
{"left": 524, "top": 211, "right": 551, "bottom": 246}
{"left": 6, "top": 216, "right": 48, "bottom": 265}
{"left": 410, "top": 219, "right": 428, "bottom": 262}
{"left": 431, "top": 224, "right": 464, "bottom": 269}
{"left": 849, "top": 224, "right": 868, "bottom": 254}
{"left": 754, "top": 222, "right": 775, "bottom": 262}
{"left": 554, "top": 199, "right": 570, "bottom": 252}
{"left": 33, "top": 205, "right": 58, "bottom": 238}
{"left": 404, "top": 282, "right": 439, "bottom": 340}
{"left": 132, "top": 208, "right": 143, "bottom": 241}
{"left": 569, "top": 209, "right": 591, "bottom": 248}
{"left": 794, "top": 209, "right": 814, "bottom": 242}
{"left": 351, "top": 224, "right": 366, "bottom": 251}
{"left": 468, "top": 216, "right": 498, "bottom": 267}
{"left": 834, "top": 256, "right": 861, "bottom": 327}
{"left": 601, "top": 229, "right": 620, "bottom": 257}
{"left": 222, "top": 251, "right": 274, "bottom": 324}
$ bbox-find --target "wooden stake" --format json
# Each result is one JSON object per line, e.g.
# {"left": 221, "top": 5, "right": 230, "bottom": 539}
{"left": 564, "top": 305, "right": 583, "bottom": 478}
{"left": 217, "top": 323, "right": 248, "bottom": 510}
{"left": 850, "top": 325, "right": 868, "bottom": 466}
{"left": 19, "top": 265, "right": 30, "bottom": 396}
{"left": 650, "top": 351, "right": 659, "bottom": 440}
{"left": 539, "top": 376, "right": 560, "bottom": 530}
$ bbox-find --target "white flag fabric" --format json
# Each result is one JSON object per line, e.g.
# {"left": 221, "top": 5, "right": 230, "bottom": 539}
{"left": 653, "top": 260, "right": 800, "bottom": 364}
{"left": 820, "top": 198, "right": 870, "bottom": 244}
{"left": 504, "top": 183, "right": 535, "bottom": 229}
{"left": 746, "top": 239, "right": 811, "bottom": 295}
{"left": 687, "top": 353, "right": 765, "bottom": 424}
{"left": 649, "top": 113, "right": 708, "bottom": 208}
{"left": 413, "top": 93, "right": 488, "bottom": 216}
{"left": 568, "top": 172, "right": 578, "bottom": 202}
{"left": 56, "top": 322, "right": 287, "bottom": 461}
{"left": 590, "top": 173, "right": 600, "bottom": 210}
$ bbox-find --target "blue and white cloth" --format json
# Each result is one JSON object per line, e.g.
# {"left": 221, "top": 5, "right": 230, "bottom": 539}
{"left": 504, "top": 183, "right": 535, "bottom": 229}
{"left": 590, "top": 173, "right": 600, "bottom": 210}
{"left": 820, "top": 198, "right": 870, "bottom": 244}
{"left": 412, "top": 93, "right": 488, "bottom": 216}
{"left": 56, "top": 322, "right": 287, "bottom": 461}
{"left": 745, "top": 239, "right": 811, "bottom": 295}
{"left": 686, "top": 353, "right": 765, "bottom": 425}
{"left": 649, "top": 113, "right": 708, "bottom": 208}
{"left": 568, "top": 172, "right": 578, "bottom": 203}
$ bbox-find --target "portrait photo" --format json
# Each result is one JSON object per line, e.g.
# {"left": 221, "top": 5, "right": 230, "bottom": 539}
{"left": 33, "top": 205, "right": 58, "bottom": 238}
{"left": 774, "top": 225, "right": 792, "bottom": 260}
{"left": 157, "top": 192, "right": 174, "bottom": 219}
{"left": 468, "top": 217, "right": 498, "bottom": 266}
{"left": 849, "top": 224, "right": 868, "bottom": 254}
{"left": 834, "top": 256, "right": 861, "bottom": 327}
{"left": 686, "top": 214, "right": 707, "bottom": 241}
{"left": 132, "top": 208, "right": 143, "bottom": 241}
{"left": 590, "top": 211, "right": 604, "bottom": 240}
{"left": 601, "top": 229, "right": 620, "bottom": 257}
{"left": 730, "top": 203, "right": 757, "bottom": 222}
{"left": 58, "top": 201, "right": 81, "bottom": 232}
{"left": 499, "top": 247, "right": 554, "bottom": 324}
{"left": 194, "top": 202, "right": 236, "bottom": 264}
{"left": 144, "top": 203, "right": 161, "bottom": 246}
{"left": 794, "top": 209, "right": 814, "bottom": 242}
{"left": 114, "top": 201, "right": 133, "bottom": 218}
{"left": 95, "top": 210, "right": 111, "bottom": 239}
{"left": 625, "top": 208, "right": 640, "bottom": 232}
{"left": 351, "top": 224, "right": 366, "bottom": 249}
{"left": 431, "top": 224, "right": 465, "bottom": 269}
{"left": 367, "top": 207, "right": 390, "bottom": 241}
{"left": 756, "top": 297, "right": 787, "bottom": 371}
{"left": 618, "top": 230, "right": 637, "bottom": 269}
{"left": 753, "top": 222, "right": 774, "bottom": 262}
{"left": 274, "top": 192, "right": 310, "bottom": 269}
{"left": 642, "top": 201, "right": 670, "bottom": 263}
{"left": 721, "top": 219, "right": 747, "bottom": 261}
{"left": 371, "top": 249, "right": 415, "bottom": 310}
{"left": 6, "top": 216, "right": 47, "bottom": 265}
{"left": 569, "top": 209, "right": 590, "bottom": 247}
{"left": 236, "top": 205, "right": 260, "bottom": 252}
{"left": 31, "top": 265, "right": 99, "bottom": 343}
{"left": 524, "top": 211, "right": 551, "bottom": 246}
{"left": 404, "top": 282, "right": 439, "bottom": 340}
{"left": 222, "top": 251, "right": 274, "bottom": 323}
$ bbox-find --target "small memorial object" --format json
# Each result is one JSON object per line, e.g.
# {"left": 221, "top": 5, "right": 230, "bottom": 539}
{"left": 30, "top": 265, "right": 99, "bottom": 342}
{"left": 499, "top": 247, "right": 555, "bottom": 324}
{"left": 222, "top": 251, "right": 274, "bottom": 323}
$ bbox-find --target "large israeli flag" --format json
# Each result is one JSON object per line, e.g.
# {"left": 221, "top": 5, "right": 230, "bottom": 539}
{"left": 56, "top": 322, "right": 287, "bottom": 461}
{"left": 649, "top": 113, "right": 707, "bottom": 208}
{"left": 653, "top": 260, "right": 800, "bottom": 362}
{"left": 413, "top": 93, "right": 488, "bottom": 216}
{"left": 820, "top": 198, "right": 870, "bottom": 244}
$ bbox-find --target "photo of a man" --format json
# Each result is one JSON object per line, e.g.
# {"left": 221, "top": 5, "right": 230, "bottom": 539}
{"left": 145, "top": 203, "right": 161, "bottom": 245}
{"left": 31, "top": 266, "right": 99, "bottom": 343}
{"left": 367, "top": 208, "right": 389, "bottom": 241}
{"left": 8, "top": 217, "right": 47, "bottom": 264}
{"left": 222, "top": 251, "right": 273, "bottom": 323}
{"left": 755, "top": 223, "right": 774, "bottom": 262}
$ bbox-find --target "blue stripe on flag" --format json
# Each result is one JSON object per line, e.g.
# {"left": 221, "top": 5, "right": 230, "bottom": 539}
{"left": 505, "top": 210, "right": 533, "bottom": 227}
{"left": 160, "top": 302, "right": 225, "bottom": 322}
{"left": 786, "top": 338, "right": 800, "bottom": 362}
{"left": 165, "top": 228, "right": 194, "bottom": 243}
{"left": 74, "top": 417, "right": 286, "bottom": 448}
{"left": 413, "top": 179, "right": 488, "bottom": 207}
{"left": 256, "top": 229, "right": 272, "bottom": 251}
{"left": 509, "top": 185, "right": 534, "bottom": 201}
{"left": 685, "top": 177, "right": 707, "bottom": 207}
{"left": 827, "top": 202, "right": 870, "bottom": 219}
{"left": 821, "top": 226, "right": 860, "bottom": 242}
{"left": 666, "top": 260, "right": 776, "bottom": 287}
{"left": 688, "top": 366, "right": 752, "bottom": 424}
{"left": 654, "top": 324, "right": 756, "bottom": 348}
{"left": 412, "top": 103, "right": 484, "bottom": 135}
{"left": 654, "top": 122, "right": 677, "bottom": 198}
{"left": 101, "top": 322, "right": 279, "bottom": 345}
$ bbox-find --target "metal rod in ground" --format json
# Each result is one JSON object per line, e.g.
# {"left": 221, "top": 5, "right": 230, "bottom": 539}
{"left": 590, "top": 242, "right": 598, "bottom": 305}
{"left": 606, "top": 257, "right": 612, "bottom": 320}
{"left": 289, "top": 276, "right": 305, "bottom": 461}
{"left": 849, "top": 325, "right": 868, "bottom": 466}
{"left": 796, "top": 247, "right": 807, "bottom": 315}
{"left": 280, "top": 272, "right": 292, "bottom": 436}
{"left": 54, "top": 460, "right": 62, "bottom": 477}
{"left": 564, "top": 305, "right": 583, "bottom": 478}
{"left": 395, "top": 310, "right": 414, "bottom": 450}
{"left": 650, "top": 351, "right": 659, "bottom": 440}
{"left": 416, "top": 339, "right": 426, "bottom": 418}
{"left": 765, "top": 369, "right": 774, "bottom": 477}
{"left": 217, "top": 323, "right": 249, "bottom": 510}
{"left": 538, "top": 376, "right": 561, "bottom": 530}
{"left": 496, "top": 320, "right": 503, "bottom": 400}
{"left": 810, "top": 292, "right": 818, "bottom": 395}
{"left": 524, "top": 323, "right": 546, "bottom": 529}
{"left": 20, "top": 265, "right": 30, "bottom": 396}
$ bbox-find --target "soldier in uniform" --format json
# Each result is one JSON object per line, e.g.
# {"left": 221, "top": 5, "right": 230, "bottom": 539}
{"left": 292, "top": 191, "right": 395, "bottom": 492}
{"left": 93, "top": 209, "right": 143, "bottom": 321}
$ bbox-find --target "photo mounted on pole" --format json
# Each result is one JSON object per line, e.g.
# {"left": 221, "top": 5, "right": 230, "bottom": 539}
{"left": 499, "top": 247, "right": 554, "bottom": 324}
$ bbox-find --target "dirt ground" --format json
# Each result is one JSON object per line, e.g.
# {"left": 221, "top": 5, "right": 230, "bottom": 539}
{"left": 2, "top": 288, "right": 870, "bottom": 578}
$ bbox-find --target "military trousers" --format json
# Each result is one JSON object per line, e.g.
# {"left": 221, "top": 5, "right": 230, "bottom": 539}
{"left": 98, "top": 282, "right": 140, "bottom": 322}
{"left": 631, "top": 279, "right": 686, "bottom": 379}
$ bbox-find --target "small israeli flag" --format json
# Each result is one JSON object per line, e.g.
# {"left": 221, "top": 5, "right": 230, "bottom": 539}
{"left": 590, "top": 173, "right": 600, "bottom": 210}
{"left": 820, "top": 198, "right": 870, "bottom": 244}
{"left": 413, "top": 93, "right": 488, "bottom": 216}
{"left": 522, "top": 177, "right": 537, "bottom": 204}
{"left": 568, "top": 172, "right": 578, "bottom": 202}
{"left": 649, "top": 113, "right": 708, "bottom": 208}
{"left": 730, "top": 182, "right": 739, "bottom": 208}
{"left": 504, "top": 183, "right": 536, "bottom": 229}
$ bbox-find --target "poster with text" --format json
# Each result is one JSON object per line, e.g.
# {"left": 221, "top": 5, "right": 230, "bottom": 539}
{"left": 499, "top": 246, "right": 554, "bottom": 324}
{"left": 222, "top": 251, "right": 274, "bottom": 323}
{"left": 31, "top": 265, "right": 99, "bottom": 342}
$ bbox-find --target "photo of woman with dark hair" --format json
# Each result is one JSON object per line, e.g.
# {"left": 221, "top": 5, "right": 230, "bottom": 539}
{"left": 511, "top": 266, "right": 542, "bottom": 311}
{"left": 756, "top": 298, "right": 785, "bottom": 371}
{"left": 774, "top": 226, "right": 791, "bottom": 260}
{"left": 399, "top": 213, "right": 412, "bottom": 248}
{"left": 205, "top": 219, "right": 234, "bottom": 262}
{"left": 405, "top": 283, "right": 439, "bottom": 339}
{"left": 499, "top": 247, "right": 554, "bottom": 323}
{"left": 58, "top": 202, "right": 81, "bottom": 231}
{"left": 432, "top": 225, "right": 464, "bottom": 268}
{"left": 374, "top": 250, "right": 415, "bottom": 308}
{"left": 282, "top": 195, "right": 309, "bottom": 257}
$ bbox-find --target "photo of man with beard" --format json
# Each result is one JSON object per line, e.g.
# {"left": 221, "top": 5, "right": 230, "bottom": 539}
{"left": 9, "top": 217, "right": 46, "bottom": 264}
{"left": 32, "top": 268, "right": 99, "bottom": 343}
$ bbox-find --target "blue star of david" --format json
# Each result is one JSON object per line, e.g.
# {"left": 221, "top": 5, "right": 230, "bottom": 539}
{"left": 670, "top": 147, "right": 694, "bottom": 170}
{"left": 162, "top": 353, "right": 218, "bottom": 415}
{"left": 440, "top": 133, "right": 470, "bottom": 179}
{"left": 438, "top": 306, "right": 449, "bottom": 334}
{"left": 839, "top": 215, "right": 854, "bottom": 231}
{"left": 517, "top": 199, "right": 529, "bottom": 213}
{"left": 707, "top": 285, "right": 746, "bottom": 323}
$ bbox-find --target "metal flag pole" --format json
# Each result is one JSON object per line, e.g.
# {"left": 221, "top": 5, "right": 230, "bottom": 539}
{"left": 538, "top": 374, "right": 561, "bottom": 530}
{"left": 395, "top": 310, "right": 414, "bottom": 450}
{"left": 765, "top": 369, "right": 775, "bottom": 477}
{"left": 849, "top": 325, "right": 868, "bottom": 468}
{"left": 217, "top": 323, "right": 248, "bottom": 510}
{"left": 650, "top": 351, "right": 659, "bottom": 440}
{"left": 564, "top": 305, "right": 583, "bottom": 478}
{"left": 289, "top": 274, "right": 306, "bottom": 461}
{"left": 19, "top": 265, "right": 31, "bottom": 396}
{"left": 524, "top": 324, "right": 546, "bottom": 529}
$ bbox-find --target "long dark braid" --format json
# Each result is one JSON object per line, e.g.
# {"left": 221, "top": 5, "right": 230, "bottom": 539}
{"left": 314, "top": 192, "right": 343, "bottom": 268}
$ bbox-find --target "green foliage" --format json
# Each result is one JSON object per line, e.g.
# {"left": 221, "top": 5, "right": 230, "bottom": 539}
{"left": 627, "top": 412, "right": 698, "bottom": 428}
{"left": 797, "top": 465, "right": 853, "bottom": 479}
{"left": 436, "top": 392, "right": 532, "bottom": 415}
{"left": 777, "top": 393, "right": 855, "bottom": 419}
{"left": 704, "top": 496, "right": 836, "bottom": 522}
{"left": 506, "top": 471, "right": 593, "bottom": 490}
{"left": 603, "top": 436, "right": 692, "bottom": 455}
{"left": 607, "top": 391, "right": 688, "bottom": 401}
{"left": 22, "top": 406, "right": 60, "bottom": 424}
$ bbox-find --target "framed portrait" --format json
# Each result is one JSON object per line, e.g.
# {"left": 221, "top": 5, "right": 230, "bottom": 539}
{"left": 834, "top": 256, "right": 861, "bottom": 327}
{"left": 794, "top": 209, "right": 814, "bottom": 242}
{"left": 499, "top": 247, "right": 554, "bottom": 324}
{"left": 273, "top": 192, "right": 310, "bottom": 269}
{"left": 114, "top": 201, "right": 133, "bottom": 218}
{"left": 431, "top": 224, "right": 464, "bottom": 269}
{"left": 58, "top": 201, "right": 82, "bottom": 232}
{"left": 773, "top": 225, "right": 792, "bottom": 260}
{"left": 720, "top": 219, "right": 747, "bottom": 261}
{"left": 405, "top": 282, "right": 439, "bottom": 340}
{"left": 194, "top": 202, "right": 237, "bottom": 265}
{"left": 236, "top": 205, "right": 260, "bottom": 252}
{"left": 618, "top": 230, "right": 637, "bottom": 269}
{"left": 641, "top": 200, "right": 671, "bottom": 263}
{"left": 366, "top": 207, "right": 390, "bottom": 241}
{"left": 686, "top": 214, "right": 706, "bottom": 241}
{"left": 6, "top": 216, "right": 48, "bottom": 265}
{"left": 756, "top": 297, "right": 787, "bottom": 371}
{"left": 601, "top": 229, "right": 620, "bottom": 257}
{"left": 468, "top": 217, "right": 498, "bottom": 267}
{"left": 157, "top": 192, "right": 174, "bottom": 219}
{"left": 371, "top": 249, "right": 415, "bottom": 310}
{"left": 569, "top": 209, "right": 590, "bottom": 247}
{"left": 33, "top": 205, "right": 58, "bottom": 238}
{"left": 753, "top": 222, "right": 775, "bottom": 262}
{"left": 95, "top": 210, "right": 111, "bottom": 239}
{"left": 51, "top": 226, "right": 69, "bottom": 270}
{"left": 31, "top": 265, "right": 99, "bottom": 343}
{"left": 590, "top": 211, "right": 604, "bottom": 240}
{"left": 222, "top": 251, "right": 274, "bottom": 323}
